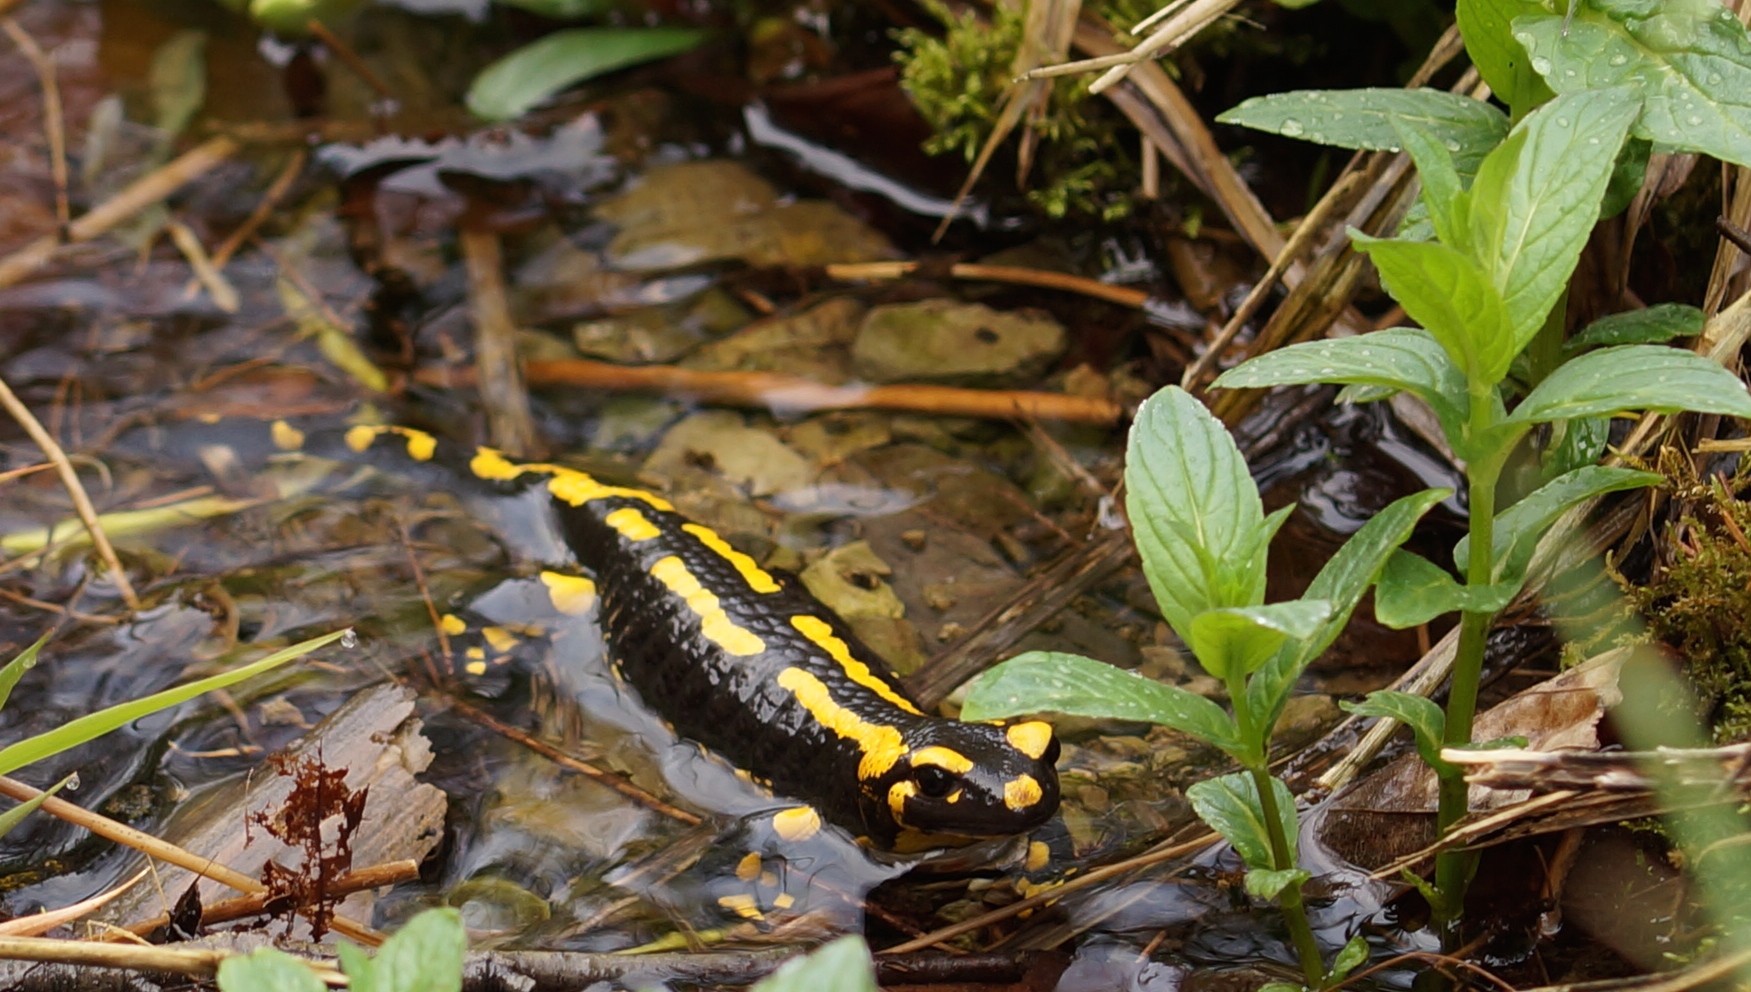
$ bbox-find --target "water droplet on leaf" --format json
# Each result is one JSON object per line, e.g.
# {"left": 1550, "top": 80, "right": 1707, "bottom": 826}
{"left": 341, "top": 629, "right": 359, "bottom": 649}
{"left": 1280, "top": 118, "right": 1304, "bottom": 137}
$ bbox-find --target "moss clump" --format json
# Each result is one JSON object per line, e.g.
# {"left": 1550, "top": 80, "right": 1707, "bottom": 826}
{"left": 894, "top": 1, "right": 1148, "bottom": 221}
{"left": 1627, "top": 480, "right": 1751, "bottom": 743}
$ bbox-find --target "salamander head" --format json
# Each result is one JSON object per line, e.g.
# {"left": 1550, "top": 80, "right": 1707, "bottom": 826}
{"left": 869, "top": 719, "right": 1061, "bottom": 844}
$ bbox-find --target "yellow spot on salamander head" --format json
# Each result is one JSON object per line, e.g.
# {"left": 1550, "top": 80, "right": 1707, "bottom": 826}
{"left": 344, "top": 425, "right": 378, "bottom": 453}
{"left": 400, "top": 430, "right": 436, "bottom": 462}
{"left": 1026, "top": 840, "right": 1051, "bottom": 873}
{"left": 887, "top": 780, "right": 918, "bottom": 826}
{"left": 1004, "top": 774, "right": 1044, "bottom": 812}
{"left": 439, "top": 613, "right": 467, "bottom": 636}
{"left": 465, "top": 647, "right": 485, "bottom": 661}
{"left": 1006, "top": 721, "right": 1055, "bottom": 760}
{"left": 735, "top": 852, "right": 763, "bottom": 881}
{"left": 776, "top": 666, "right": 905, "bottom": 779}
{"left": 716, "top": 894, "right": 763, "bottom": 920}
{"left": 788, "top": 615, "right": 922, "bottom": 716}
{"left": 465, "top": 660, "right": 488, "bottom": 676}
{"left": 481, "top": 626, "right": 519, "bottom": 653}
{"left": 605, "top": 507, "right": 662, "bottom": 542}
{"left": 349, "top": 425, "right": 436, "bottom": 461}
{"left": 771, "top": 806, "right": 822, "bottom": 843}
{"left": 681, "top": 524, "right": 780, "bottom": 593}
{"left": 650, "top": 556, "right": 765, "bottom": 656}
{"left": 539, "top": 571, "right": 596, "bottom": 615}
{"left": 270, "top": 420, "right": 305, "bottom": 451}
{"left": 908, "top": 746, "right": 973, "bottom": 774}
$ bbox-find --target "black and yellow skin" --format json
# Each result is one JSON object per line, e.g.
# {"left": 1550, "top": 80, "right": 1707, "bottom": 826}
{"left": 313, "top": 424, "right": 1062, "bottom": 850}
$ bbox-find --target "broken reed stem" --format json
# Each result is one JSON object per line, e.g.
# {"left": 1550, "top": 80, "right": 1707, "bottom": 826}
{"left": 0, "top": 378, "right": 140, "bottom": 610}
{"left": 824, "top": 260, "right": 1150, "bottom": 309}
{"left": 418, "top": 360, "right": 1125, "bottom": 426}
{"left": 123, "top": 859, "right": 421, "bottom": 937}
{"left": 0, "top": 135, "right": 240, "bottom": 288}
{"left": 0, "top": 936, "right": 232, "bottom": 977}
{"left": 0, "top": 776, "right": 383, "bottom": 946}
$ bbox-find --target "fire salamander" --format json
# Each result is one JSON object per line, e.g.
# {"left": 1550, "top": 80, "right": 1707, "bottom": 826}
{"left": 300, "top": 422, "right": 1062, "bottom": 851}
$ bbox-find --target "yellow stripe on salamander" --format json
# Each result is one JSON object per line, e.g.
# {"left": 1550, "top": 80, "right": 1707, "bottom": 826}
{"left": 605, "top": 507, "right": 662, "bottom": 541}
{"left": 789, "top": 615, "right": 922, "bottom": 716}
{"left": 468, "top": 448, "right": 674, "bottom": 511}
{"left": 776, "top": 666, "right": 906, "bottom": 780}
{"left": 539, "top": 571, "right": 596, "bottom": 615}
{"left": 650, "top": 556, "right": 765, "bottom": 656}
{"left": 682, "top": 524, "right": 780, "bottom": 593}
{"left": 347, "top": 425, "right": 436, "bottom": 462}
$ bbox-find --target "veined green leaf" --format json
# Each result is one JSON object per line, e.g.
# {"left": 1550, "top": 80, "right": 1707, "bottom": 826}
{"left": 1349, "top": 234, "right": 1515, "bottom": 384}
{"left": 1188, "top": 601, "right": 1330, "bottom": 681}
{"left": 1217, "top": 89, "right": 1508, "bottom": 177}
{"left": 1509, "top": 344, "right": 1751, "bottom": 423}
{"left": 346, "top": 907, "right": 464, "bottom": 992}
{"left": 1456, "top": 465, "right": 1664, "bottom": 585}
{"left": 1566, "top": 303, "right": 1705, "bottom": 354}
{"left": 0, "top": 631, "right": 50, "bottom": 712}
{"left": 1186, "top": 772, "right": 1297, "bottom": 872}
{"left": 1392, "top": 118, "right": 1470, "bottom": 252}
{"left": 751, "top": 936, "right": 879, "bottom": 992}
{"left": 1342, "top": 690, "right": 1452, "bottom": 773}
{"left": 1542, "top": 415, "right": 1611, "bottom": 479}
{"left": 217, "top": 948, "right": 326, "bottom": 992}
{"left": 468, "top": 28, "right": 706, "bottom": 121}
{"left": 0, "top": 630, "right": 344, "bottom": 777}
{"left": 1245, "top": 867, "right": 1311, "bottom": 901}
{"left": 1515, "top": 2, "right": 1751, "bottom": 168}
{"left": 1465, "top": 88, "right": 1642, "bottom": 359}
{"left": 961, "top": 652, "right": 1241, "bottom": 754}
{"left": 1374, "top": 549, "right": 1514, "bottom": 629}
{"left": 1213, "top": 328, "right": 1467, "bottom": 429}
{"left": 1329, "top": 935, "right": 1371, "bottom": 983}
{"left": 1457, "top": 0, "right": 1553, "bottom": 111}
{"left": 1125, "top": 387, "right": 1272, "bottom": 641}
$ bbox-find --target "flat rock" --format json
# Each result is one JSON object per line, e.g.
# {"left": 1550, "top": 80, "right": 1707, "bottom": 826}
{"left": 852, "top": 300, "right": 1066, "bottom": 386}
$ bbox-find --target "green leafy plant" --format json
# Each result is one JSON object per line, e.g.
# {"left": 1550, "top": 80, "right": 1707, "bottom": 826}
{"left": 750, "top": 935, "right": 880, "bottom": 992}
{"left": 468, "top": 24, "right": 705, "bottom": 121}
{"left": 0, "top": 629, "right": 344, "bottom": 838}
{"left": 218, "top": 906, "right": 466, "bottom": 992}
{"left": 1213, "top": 0, "right": 1751, "bottom": 939}
{"left": 965, "top": 386, "right": 1446, "bottom": 987}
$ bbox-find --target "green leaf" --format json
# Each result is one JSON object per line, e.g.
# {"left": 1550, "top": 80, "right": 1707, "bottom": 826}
{"left": 353, "top": 908, "right": 464, "bottom": 992}
{"left": 1125, "top": 387, "right": 1273, "bottom": 640}
{"left": 1245, "top": 488, "right": 1450, "bottom": 731}
{"left": 217, "top": 948, "right": 327, "bottom": 992}
{"left": 752, "top": 935, "right": 879, "bottom": 992}
{"left": 1392, "top": 118, "right": 1469, "bottom": 251}
{"left": 1373, "top": 550, "right": 1514, "bottom": 629}
{"left": 1566, "top": 303, "right": 1705, "bottom": 354}
{"left": 1188, "top": 601, "right": 1331, "bottom": 680}
{"left": 467, "top": 28, "right": 706, "bottom": 121}
{"left": 1342, "top": 690, "right": 1452, "bottom": 773}
{"left": 495, "top": 0, "right": 611, "bottom": 17}
{"left": 1456, "top": 465, "right": 1664, "bottom": 585}
{"left": 1213, "top": 328, "right": 1467, "bottom": 429}
{"left": 1457, "top": 0, "right": 1553, "bottom": 111}
{"left": 1541, "top": 416, "right": 1610, "bottom": 479}
{"left": 961, "top": 652, "right": 1241, "bottom": 754}
{"left": 1328, "top": 934, "right": 1371, "bottom": 983}
{"left": 1216, "top": 89, "right": 1508, "bottom": 176}
{"left": 1601, "top": 136, "right": 1652, "bottom": 219}
{"left": 0, "top": 772, "right": 76, "bottom": 840}
{"left": 1245, "top": 867, "right": 1311, "bottom": 901}
{"left": 1259, "top": 983, "right": 1307, "bottom": 992}
{"left": 1509, "top": 344, "right": 1751, "bottom": 424}
{"left": 1515, "top": 2, "right": 1751, "bottom": 168}
{"left": 0, "top": 630, "right": 343, "bottom": 777}
{"left": 1186, "top": 772, "right": 1297, "bottom": 872}
{"left": 337, "top": 945, "right": 374, "bottom": 992}
{"left": 1349, "top": 234, "right": 1515, "bottom": 384}
{"left": 0, "top": 631, "right": 50, "bottom": 712}
{"left": 1465, "top": 88, "right": 1642, "bottom": 359}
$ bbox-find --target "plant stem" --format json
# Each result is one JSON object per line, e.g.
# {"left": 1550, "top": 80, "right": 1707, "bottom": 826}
{"left": 1433, "top": 382, "right": 1506, "bottom": 935}
{"left": 1230, "top": 669, "right": 1325, "bottom": 986}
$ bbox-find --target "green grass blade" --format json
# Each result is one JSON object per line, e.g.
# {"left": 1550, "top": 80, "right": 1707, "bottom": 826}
{"left": 0, "top": 631, "right": 52, "bottom": 712}
{"left": 0, "top": 771, "right": 76, "bottom": 840}
{"left": 0, "top": 629, "right": 348, "bottom": 778}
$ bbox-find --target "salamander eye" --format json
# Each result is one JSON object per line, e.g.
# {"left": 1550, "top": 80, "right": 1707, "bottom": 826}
{"left": 913, "top": 765, "right": 956, "bottom": 798}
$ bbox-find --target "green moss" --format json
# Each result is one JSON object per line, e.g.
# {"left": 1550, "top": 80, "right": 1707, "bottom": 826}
{"left": 1626, "top": 480, "right": 1751, "bottom": 743}
{"left": 893, "top": 2, "right": 1142, "bottom": 221}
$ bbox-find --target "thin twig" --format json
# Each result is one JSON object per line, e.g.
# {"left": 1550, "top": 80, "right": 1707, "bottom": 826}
{"left": 460, "top": 226, "right": 540, "bottom": 457}
{"left": 0, "top": 377, "right": 140, "bottom": 609}
{"left": 824, "top": 260, "right": 1151, "bottom": 309}
{"left": 418, "top": 360, "right": 1126, "bottom": 425}
{"left": 1, "top": 18, "right": 68, "bottom": 229}
{"left": 167, "top": 220, "right": 240, "bottom": 313}
{"left": 0, "top": 135, "right": 240, "bottom": 288}
{"left": 0, "top": 936, "right": 234, "bottom": 978}
{"left": 184, "top": 148, "right": 307, "bottom": 300}
{"left": 122, "top": 859, "right": 420, "bottom": 937}
{"left": 304, "top": 19, "right": 395, "bottom": 102}
{"left": 0, "top": 869, "right": 149, "bottom": 937}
